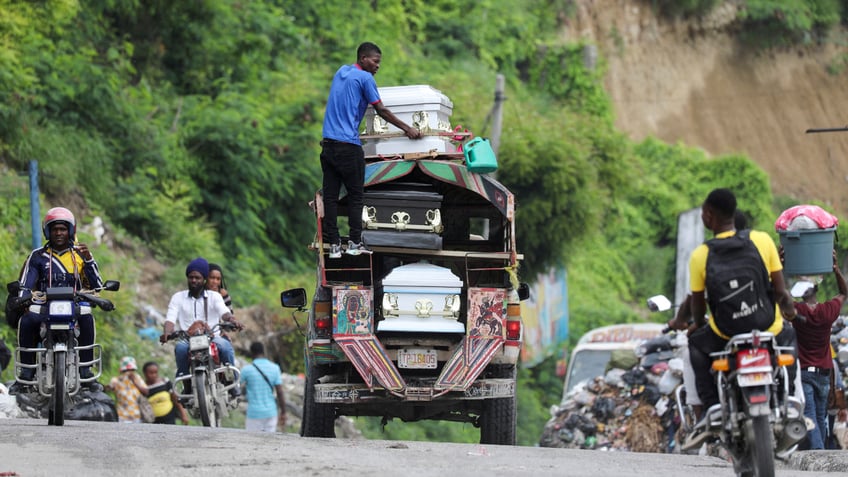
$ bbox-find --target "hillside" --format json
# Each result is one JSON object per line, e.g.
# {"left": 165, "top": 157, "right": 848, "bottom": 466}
{"left": 567, "top": 0, "right": 848, "bottom": 218}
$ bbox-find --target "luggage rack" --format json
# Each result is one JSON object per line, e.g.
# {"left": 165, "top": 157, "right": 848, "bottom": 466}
{"left": 311, "top": 241, "right": 521, "bottom": 288}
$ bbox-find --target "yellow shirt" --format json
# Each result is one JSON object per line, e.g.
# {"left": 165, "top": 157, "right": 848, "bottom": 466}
{"left": 689, "top": 229, "right": 783, "bottom": 339}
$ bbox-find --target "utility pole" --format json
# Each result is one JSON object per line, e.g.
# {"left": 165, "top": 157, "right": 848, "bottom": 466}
{"left": 29, "top": 160, "right": 40, "bottom": 249}
{"left": 490, "top": 74, "right": 505, "bottom": 155}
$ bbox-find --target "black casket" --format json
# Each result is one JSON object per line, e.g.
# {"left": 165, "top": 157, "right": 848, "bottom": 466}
{"left": 362, "top": 185, "right": 443, "bottom": 250}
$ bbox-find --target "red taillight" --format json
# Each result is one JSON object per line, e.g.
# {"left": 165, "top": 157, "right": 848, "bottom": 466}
{"left": 210, "top": 342, "right": 220, "bottom": 364}
{"left": 316, "top": 316, "right": 331, "bottom": 331}
{"left": 749, "top": 394, "right": 768, "bottom": 404}
{"left": 506, "top": 320, "right": 521, "bottom": 340}
{"left": 314, "top": 301, "right": 332, "bottom": 335}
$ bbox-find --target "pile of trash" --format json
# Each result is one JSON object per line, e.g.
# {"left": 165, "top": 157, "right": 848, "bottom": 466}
{"left": 539, "top": 355, "right": 677, "bottom": 453}
{"left": 0, "top": 383, "right": 21, "bottom": 419}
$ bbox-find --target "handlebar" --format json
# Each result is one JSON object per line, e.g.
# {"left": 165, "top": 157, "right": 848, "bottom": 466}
{"left": 11, "top": 286, "right": 117, "bottom": 312}
{"left": 77, "top": 292, "right": 115, "bottom": 311}
{"left": 163, "top": 321, "right": 240, "bottom": 342}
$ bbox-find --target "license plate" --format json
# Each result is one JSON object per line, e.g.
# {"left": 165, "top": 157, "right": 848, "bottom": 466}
{"left": 737, "top": 372, "right": 773, "bottom": 387}
{"left": 398, "top": 348, "right": 437, "bottom": 369}
{"left": 189, "top": 335, "right": 209, "bottom": 351}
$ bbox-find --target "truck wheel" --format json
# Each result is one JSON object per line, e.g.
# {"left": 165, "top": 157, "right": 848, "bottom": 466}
{"left": 301, "top": 364, "right": 336, "bottom": 438}
{"left": 480, "top": 394, "right": 517, "bottom": 445}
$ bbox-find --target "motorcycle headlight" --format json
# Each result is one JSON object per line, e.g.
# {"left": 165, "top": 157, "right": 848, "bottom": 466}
{"left": 49, "top": 300, "right": 73, "bottom": 316}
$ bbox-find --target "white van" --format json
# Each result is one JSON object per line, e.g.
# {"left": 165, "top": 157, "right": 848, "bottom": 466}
{"left": 562, "top": 323, "right": 666, "bottom": 399}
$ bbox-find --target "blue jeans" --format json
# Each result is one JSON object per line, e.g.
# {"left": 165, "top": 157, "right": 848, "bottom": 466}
{"left": 802, "top": 369, "right": 831, "bottom": 449}
{"left": 174, "top": 336, "right": 235, "bottom": 378}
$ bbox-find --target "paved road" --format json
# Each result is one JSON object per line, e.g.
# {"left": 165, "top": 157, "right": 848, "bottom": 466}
{"left": 0, "top": 418, "right": 845, "bottom": 477}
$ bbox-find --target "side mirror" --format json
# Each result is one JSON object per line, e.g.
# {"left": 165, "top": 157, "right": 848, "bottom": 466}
{"left": 647, "top": 295, "right": 672, "bottom": 312}
{"left": 103, "top": 280, "right": 120, "bottom": 292}
{"left": 517, "top": 282, "right": 530, "bottom": 301}
{"left": 281, "top": 288, "right": 307, "bottom": 309}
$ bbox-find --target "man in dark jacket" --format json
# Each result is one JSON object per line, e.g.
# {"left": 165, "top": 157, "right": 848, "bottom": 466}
{"left": 10, "top": 207, "right": 104, "bottom": 394}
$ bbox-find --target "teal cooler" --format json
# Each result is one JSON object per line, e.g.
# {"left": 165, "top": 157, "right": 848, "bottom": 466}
{"left": 778, "top": 227, "right": 837, "bottom": 275}
{"left": 463, "top": 137, "right": 498, "bottom": 173}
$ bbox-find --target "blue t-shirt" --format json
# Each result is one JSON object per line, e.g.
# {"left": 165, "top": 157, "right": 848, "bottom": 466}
{"left": 322, "top": 63, "right": 381, "bottom": 145}
{"left": 240, "top": 358, "right": 282, "bottom": 419}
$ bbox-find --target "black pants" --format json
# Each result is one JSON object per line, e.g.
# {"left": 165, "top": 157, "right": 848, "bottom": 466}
{"left": 689, "top": 322, "right": 797, "bottom": 408}
{"left": 320, "top": 140, "right": 365, "bottom": 245}
{"left": 18, "top": 311, "right": 95, "bottom": 371}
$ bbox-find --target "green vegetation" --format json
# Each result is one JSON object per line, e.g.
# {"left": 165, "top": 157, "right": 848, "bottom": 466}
{"left": 1, "top": 0, "right": 846, "bottom": 445}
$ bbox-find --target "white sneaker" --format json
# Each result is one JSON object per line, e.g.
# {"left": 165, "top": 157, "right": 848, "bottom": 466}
{"left": 328, "top": 243, "right": 342, "bottom": 259}
{"left": 346, "top": 241, "right": 371, "bottom": 255}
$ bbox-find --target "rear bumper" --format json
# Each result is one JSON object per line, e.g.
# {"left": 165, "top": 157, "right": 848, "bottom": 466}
{"left": 314, "top": 378, "right": 516, "bottom": 404}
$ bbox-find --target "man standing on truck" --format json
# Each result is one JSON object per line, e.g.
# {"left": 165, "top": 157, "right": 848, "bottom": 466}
{"left": 320, "top": 41, "right": 422, "bottom": 259}
{"left": 669, "top": 188, "right": 798, "bottom": 446}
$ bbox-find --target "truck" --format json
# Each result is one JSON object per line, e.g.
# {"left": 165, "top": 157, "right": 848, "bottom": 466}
{"left": 561, "top": 322, "right": 666, "bottom": 399}
{"left": 281, "top": 85, "right": 529, "bottom": 445}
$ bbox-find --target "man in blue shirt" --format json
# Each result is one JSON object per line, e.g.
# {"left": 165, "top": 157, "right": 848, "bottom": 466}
{"left": 240, "top": 341, "right": 286, "bottom": 432}
{"left": 321, "top": 41, "right": 422, "bottom": 259}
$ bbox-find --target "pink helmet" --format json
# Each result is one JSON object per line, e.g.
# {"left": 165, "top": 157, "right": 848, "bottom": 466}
{"left": 42, "top": 207, "right": 76, "bottom": 239}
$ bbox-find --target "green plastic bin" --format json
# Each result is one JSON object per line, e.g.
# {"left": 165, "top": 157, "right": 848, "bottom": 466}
{"left": 778, "top": 226, "right": 837, "bottom": 276}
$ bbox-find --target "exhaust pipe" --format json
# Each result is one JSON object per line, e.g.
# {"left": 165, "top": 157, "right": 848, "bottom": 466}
{"left": 776, "top": 418, "right": 807, "bottom": 452}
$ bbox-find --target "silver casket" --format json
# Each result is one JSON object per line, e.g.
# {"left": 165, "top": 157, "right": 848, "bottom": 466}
{"left": 378, "top": 261, "right": 464, "bottom": 333}
{"left": 363, "top": 85, "right": 458, "bottom": 156}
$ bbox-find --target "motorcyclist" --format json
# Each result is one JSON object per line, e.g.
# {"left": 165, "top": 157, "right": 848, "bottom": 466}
{"left": 668, "top": 189, "right": 798, "bottom": 448}
{"left": 159, "top": 257, "right": 243, "bottom": 394}
{"left": 9, "top": 207, "right": 104, "bottom": 394}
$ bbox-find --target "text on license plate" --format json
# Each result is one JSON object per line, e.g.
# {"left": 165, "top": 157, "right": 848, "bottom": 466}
{"left": 737, "top": 372, "right": 773, "bottom": 387}
{"left": 398, "top": 349, "right": 437, "bottom": 369}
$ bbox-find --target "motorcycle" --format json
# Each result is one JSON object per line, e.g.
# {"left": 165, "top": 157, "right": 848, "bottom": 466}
{"left": 645, "top": 295, "right": 695, "bottom": 454}
{"left": 648, "top": 294, "right": 808, "bottom": 473}
{"left": 165, "top": 321, "right": 241, "bottom": 427}
{"left": 637, "top": 331, "right": 690, "bottom": 453}
{"left": 685, "top": 330, "right": 807, "bottom": 476}
{"left": 13, "top": 280, "right": 120, "bottom": 426}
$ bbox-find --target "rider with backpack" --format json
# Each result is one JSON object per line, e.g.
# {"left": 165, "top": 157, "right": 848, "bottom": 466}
{"left": 668, "top": 188, "right": 798, "bottom": 439}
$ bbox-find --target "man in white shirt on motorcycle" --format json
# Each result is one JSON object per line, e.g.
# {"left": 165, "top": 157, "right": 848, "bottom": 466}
{"left": 160, "top": 257, "right": 242, "bottom": 389}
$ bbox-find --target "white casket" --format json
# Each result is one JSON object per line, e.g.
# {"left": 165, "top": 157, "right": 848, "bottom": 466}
{"left": 363, "top": 85, "right": 458, "bottom": 156}
{"left": 378, "top": 261, "right": 464, "bottom": 333}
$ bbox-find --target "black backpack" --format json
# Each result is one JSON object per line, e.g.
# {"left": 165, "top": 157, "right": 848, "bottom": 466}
{"left": 5, "top": 280, "right": 24, "bottom": 328}
{"left": 704, "top": 230, "right": 775, "bottom": 337}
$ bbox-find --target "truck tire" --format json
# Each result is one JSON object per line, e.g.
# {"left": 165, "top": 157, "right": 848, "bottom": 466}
{"left": 480, "top": 394, "right": 517, "bottom": 445}
{"left": 480, "top": 365, "right": 517, "bottom": 445}
{"left": 301, "top": 364, "right": 336, "bottom": 438}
